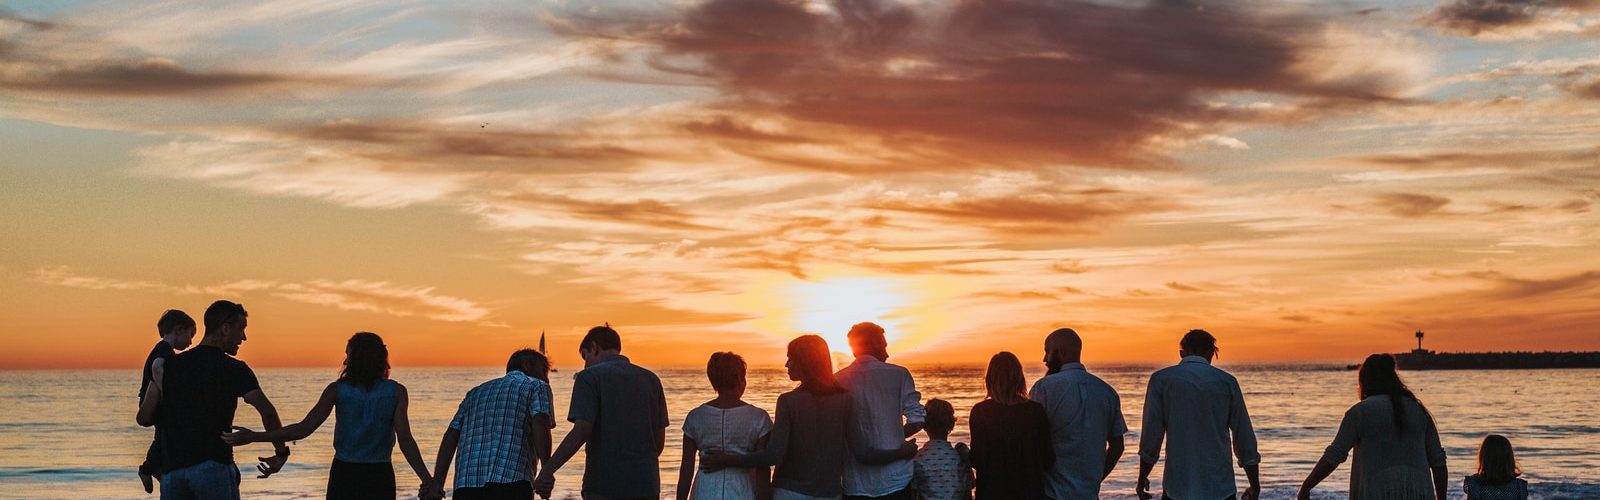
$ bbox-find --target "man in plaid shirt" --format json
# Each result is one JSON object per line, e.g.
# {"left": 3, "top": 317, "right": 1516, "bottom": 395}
{"left": 426, "top": 349, "right": 554, "bottom": 500}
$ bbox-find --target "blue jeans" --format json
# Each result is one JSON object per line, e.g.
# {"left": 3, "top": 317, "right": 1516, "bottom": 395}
{"left": 161, "top": 460, "right": 241, "bottom": 500}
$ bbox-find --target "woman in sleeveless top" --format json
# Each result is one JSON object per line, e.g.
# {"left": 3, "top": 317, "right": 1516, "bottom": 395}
{"left": 1464, "top": 434, "right": 1529, "bottom": 500}
{"left": 223, "top": 332, "right": 432, "bottom": 500}
{"left": 1296, "top": 354, "right": 1448, "bottom": 500}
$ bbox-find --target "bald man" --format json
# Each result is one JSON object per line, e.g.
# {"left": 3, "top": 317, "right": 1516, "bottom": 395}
{"left": 1027, "top": 328, "right": 1127, "bottom": 499}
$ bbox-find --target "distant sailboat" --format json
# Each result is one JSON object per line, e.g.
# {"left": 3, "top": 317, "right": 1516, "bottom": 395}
{"left": 540, "top": 330, "right": 558, "bottom": 373}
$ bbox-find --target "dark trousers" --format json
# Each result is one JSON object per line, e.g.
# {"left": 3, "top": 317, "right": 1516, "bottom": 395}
{"left": 139, "top": 434, "right": 163, "bottom": 476}
{"left": 454, "top": 480, "right": 533, "bottom": 500}
{"left": 327, "top": 459, "right": 396, "bottom": 500}
{"left": 1163, "top": 496, "right": 1236, "bottom": 500}
{"left": 845, "top": 488, "right": 915, "bottom": 500}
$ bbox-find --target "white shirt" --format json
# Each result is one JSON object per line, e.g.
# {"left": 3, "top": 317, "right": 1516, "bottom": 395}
{"left": 1139, "top": 356, "right": 1260, "bottom": 500}
{"left": 683, "top": 403, "right": 773, "bottom": 500}
{"left": 836, "top": 355, "right": 926, "bottom": 497}
{"left": 1028, "top": 363, "right": 1127, "bottom": 500}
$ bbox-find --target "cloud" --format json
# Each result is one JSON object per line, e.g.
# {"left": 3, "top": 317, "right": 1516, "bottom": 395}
{"left": 553, "top": 0, "right": 1422, "bottom": 169}
{"left": 1426, "top": 0, "right": 1600, "bottom": 38}
{"left": 30, "top": 267, "right": 492, "bottom": 323}
{"left": 0, "top": 57, "right": 303, "bottom": 96}
{"left": 1373, "top": 192, "right": 1452, "bottom": 217}
{"left": 871, "top": 187, "right": 1174, "bottom": 233}
{"left": 1460, "top": 269, "right": 1600, "bottom": 300}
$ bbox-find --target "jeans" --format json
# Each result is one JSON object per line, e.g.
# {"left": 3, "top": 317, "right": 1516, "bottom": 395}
{"left": 161, "top": 460, "right": 241, "bottom": 500}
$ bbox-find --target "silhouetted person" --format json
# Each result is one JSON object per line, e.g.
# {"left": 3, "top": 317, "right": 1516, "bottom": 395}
{"left": 1029, "top": 328, "right": 1126, "bottom": 499}
{"left": 970, "top": 352, "right": 1052, "bottom": 500}
{"left": 136, "top": 300, "right": 291, "bottom": 499}
{"left": 426, "top": 349, "right": 554, "bottom": 500}
{"left": 913, "top": 399, "right": 972, "bottom": 500}
{"left": 1137, "top": 329, "right": 1260, "bottom": 500}
{"left": 137, "top": 309, "right": 197, "bottom": 493}
{"left": 702, "top": 335, "right": 913, "bottom": 500}
{"left": 222, "top": 332, "right": 432, "bottom": 500}
{"left": 1464, "top": 435, "right": 1527, "bottom": 500}
{"left": 837, "top": 322, "right": 927, "bottom": 500}
{"left": 1296, "top": 354, "right": 1447, "bottom": 500}
{"left": 676, "top": 352, "right": 772, "bottom": 500}
{"left": 535, "top": 325, "right": 669, "bottom": 499}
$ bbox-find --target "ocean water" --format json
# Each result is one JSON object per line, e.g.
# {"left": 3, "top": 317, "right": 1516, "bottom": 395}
{"left": 0, "top": 365, "right": 1595, "bottom": 499}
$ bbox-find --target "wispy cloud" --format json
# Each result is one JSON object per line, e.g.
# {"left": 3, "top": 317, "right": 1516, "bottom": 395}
{"left": 31, "top": 267, "right": 493, "bottom": 324}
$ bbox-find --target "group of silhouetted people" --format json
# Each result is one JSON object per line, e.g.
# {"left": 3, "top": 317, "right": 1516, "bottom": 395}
{"left": 136, "top": 300, "right": 1532, "bottom": 500}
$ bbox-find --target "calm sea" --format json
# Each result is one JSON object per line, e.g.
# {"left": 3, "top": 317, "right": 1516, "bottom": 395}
{"left": 0, "top": 365, "right": 1595, "bottom": 499}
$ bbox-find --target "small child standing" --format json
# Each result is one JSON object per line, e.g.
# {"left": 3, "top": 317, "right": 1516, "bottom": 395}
{"left": 677, "top": 352, "right": 773, "bottom": 500}
{"left": 137, "top": 309, "right": 196, "bottom": 493}
{"left": 914, "top": 399, "right": 973, "bottom": 500}
{"left": 1465, "top": 434, "right": 1529, "bottom": 500}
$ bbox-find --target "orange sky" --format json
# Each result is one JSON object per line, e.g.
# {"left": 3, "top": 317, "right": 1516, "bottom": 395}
{"left": 2, "top": 0, "right": 1599, "bottom": 370}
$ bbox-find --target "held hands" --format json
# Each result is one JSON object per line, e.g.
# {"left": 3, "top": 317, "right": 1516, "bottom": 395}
{"left": 1296, "top": 488, "right": 1313, "bottom": 500}
{"left": 897, "top": 438, "right": 919, "bottom": 459}
{"left": 1242, "top": 485, "right": 1260, "bottom": 500}
{"left": 418, "top": 480, "right": 446, "bottom": 500}
{"left": 532, "top": 471, "right": 556, "bottom": 499}
{"left": 221, "top": 425, "right": 258, "bottom": 446}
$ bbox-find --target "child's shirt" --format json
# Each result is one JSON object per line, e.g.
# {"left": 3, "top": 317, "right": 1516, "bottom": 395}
{"left": 913, "top": 439, "right": 972, "bottom": 500}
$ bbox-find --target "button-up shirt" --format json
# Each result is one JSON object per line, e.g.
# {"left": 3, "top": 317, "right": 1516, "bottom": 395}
{"left": 1029, "top": 362, "right": 1128, "bottom": 499}
{"left": 836, "top": 355, "right": 926, "bottom": 496}
{"left": 1139, "top": 356, "right": 1259, "bottom": 500}
{"left": 448, "top": 371, "right": 554, "bottom": 489}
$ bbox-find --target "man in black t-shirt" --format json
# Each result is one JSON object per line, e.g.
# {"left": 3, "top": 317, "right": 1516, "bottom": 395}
{"left": 137, "top": 309, "right": 197, "bottom": 493}
{"left": 137, "top": 300, "right": 292, "bottom": 499}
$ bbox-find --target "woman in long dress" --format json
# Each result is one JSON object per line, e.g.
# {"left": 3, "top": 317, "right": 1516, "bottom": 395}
{"left": 1297, "top": 353, "right": 1448, "bottom": 500}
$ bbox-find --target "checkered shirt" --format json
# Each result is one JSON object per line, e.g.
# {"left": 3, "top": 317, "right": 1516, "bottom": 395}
{"left": 448, "top": 371, "right": 554, "bottom": 489}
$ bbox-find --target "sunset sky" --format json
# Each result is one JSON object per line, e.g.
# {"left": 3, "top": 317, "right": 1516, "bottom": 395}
{"left": 2, "top": 0, "right": 1597, "bottom": 369}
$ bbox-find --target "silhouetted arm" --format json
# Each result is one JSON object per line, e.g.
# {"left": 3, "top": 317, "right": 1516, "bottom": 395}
{"left": 849, "top": 397, "right": 917, "bottom": 465}
{"left": 392, "top": 384, "right": 432, "bottom": 486}
{"left": 901, "top": 370, "right": 926, "bottom": 438}
{"left": 226, "top": 382, "right": 336, "bottom": 444}
{"left": 1300, "top": 404, "right": 1360, "bottom": 497}
{"left": 429, "top": 427, "right": 459, "bottom": 499}
{"left": 1136, "top": 376, "right": 1164, "bottom": 499}
{"left": 1103, "top": 435, "right": 1124, "bottom": 480}
{"left": 676, "top": 434, "right": 697, "bottom": 500}
{"left": 135, "top": 359, "right": 164, "bottom": 427}
{"left": 242, "top": 389, "right": 291, "bottom": 477}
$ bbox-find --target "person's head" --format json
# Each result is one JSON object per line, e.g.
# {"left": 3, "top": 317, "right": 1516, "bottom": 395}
{"left": 157, "top": 309, "right": 197, "bottom": 350}
{"left": 578, "top": 325, "right": 622, "bottom": 366}
{"left": 339, "top": 332, "right": 390, "bottom": 387}
{"left": 786, "top": 334, "right": 841, "bottom": 394}
{"left": 1358, "top": 353, "right": 1421, "bottom": 431}
{"left": 706, "top": 352, "right": 747, "bottom": 398}
{"left": 847, "top": 322, "right": 889, "bottom": 361}
{"left": 1044, "top": 327, "right": 1083, "bottom": 374}
{"left": 924, "top": 398, "right": 955, "bottom": 440}
{"left": 507, "top": 348, "right": 550, "bottom": 382}
{"left": 1179, "top": 329, "right": 1218, "bottom": 361}
{"left": 985, "top": 351, "right": 1028, "bottom": 403}
{"left": 202, "top": 300, "right": 249, "bottom": 355}
{"left": 1475, "top": 434, "right": 1521, "bottom": 484}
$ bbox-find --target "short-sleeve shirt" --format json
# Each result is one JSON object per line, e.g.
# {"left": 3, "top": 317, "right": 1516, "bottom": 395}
{"left": 448, "top": 371, "right": 554, "bottom": 489}
{"left": 1464, "top": 475, "right": 1528, "bottom": 500}
{"left": 682, "top": 403, "right": 773, "bottom": 500}
{"left": 1028, "top": 363, "right": 1127, "bottom": 499}
{"left": 156, "top": 345, "right": 261, "bottom": 473}
{"left": 568, "top": 354, "right": 669, "bottom": 498}
{"left": 913, "top": 440, "right": 971, "bottom": 500}
{"left": 139, "top": 340, "right": 176, "bottom": 402}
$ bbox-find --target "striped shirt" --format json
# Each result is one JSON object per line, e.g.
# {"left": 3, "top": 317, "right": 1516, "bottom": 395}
{"left": 837, "top": 355, "right": 926, "bottom": 497}
{"left": 448, "top": 371, "right": 554, "bottom": 489}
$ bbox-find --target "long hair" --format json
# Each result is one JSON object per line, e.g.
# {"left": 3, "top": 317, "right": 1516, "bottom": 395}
{"left": 1476, "top": 434, "right": 1521, "bottom": 484}
{"left": 1358, "top": 353, "right": 1423, "bottom": 432}
{"left": 788, "top": 335, "right": 842, "bottom": 395}
{"left": 985, "top": 351, "right": 1028, "bottom": 403}
{"left": 339, "top": 332, "right": 390, "bottom": 388}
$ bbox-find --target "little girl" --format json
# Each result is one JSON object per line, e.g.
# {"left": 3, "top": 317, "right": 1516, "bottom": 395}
{"left": 1464, "top": 434, "right": 1529, "bottom": 500}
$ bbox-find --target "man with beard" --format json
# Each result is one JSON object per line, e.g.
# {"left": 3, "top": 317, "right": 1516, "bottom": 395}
{"left": 1027, "top": 328, "right": 1127, "bottom": 499}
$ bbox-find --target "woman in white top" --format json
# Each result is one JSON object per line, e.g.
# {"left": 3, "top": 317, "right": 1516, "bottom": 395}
{"left": 678, "top": 352, "right": 773, "bottom": 500}
{"left": 1297, "top": 353, "right": 1448, "bottom": 500}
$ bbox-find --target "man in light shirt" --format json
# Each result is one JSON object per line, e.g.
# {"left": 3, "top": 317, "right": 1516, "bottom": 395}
{"left": 836, "top": 322, "right": 927, "bottom": 500}
{"left": 1029, "top": 327, "right": 1127, "bottom": 499}
{"left": 1137, "top": 329, "right": 1261, "bottom": 500}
